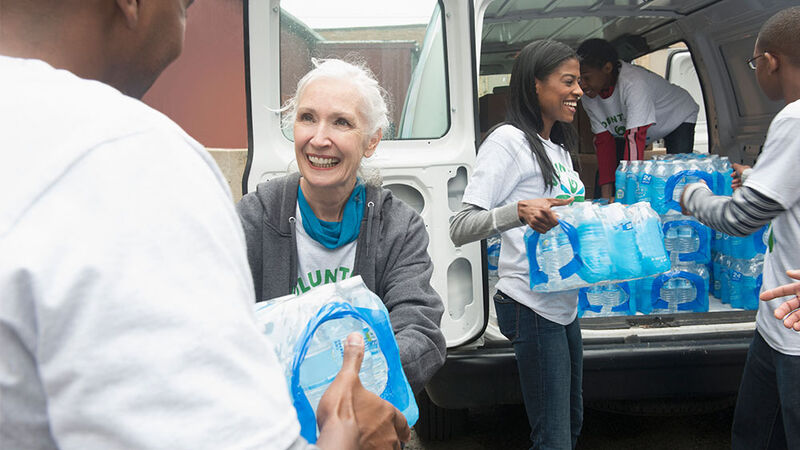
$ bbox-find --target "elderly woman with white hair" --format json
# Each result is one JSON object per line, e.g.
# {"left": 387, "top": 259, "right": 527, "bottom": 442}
{"left": 236, "top": 59, "right": 446, "bottom": 395}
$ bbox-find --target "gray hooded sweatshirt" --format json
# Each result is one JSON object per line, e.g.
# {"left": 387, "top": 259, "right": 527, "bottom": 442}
{"left": 236, "top": 172, "right": 446, "bottom": 394}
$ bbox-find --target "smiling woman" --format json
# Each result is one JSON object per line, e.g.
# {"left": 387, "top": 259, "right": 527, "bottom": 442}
{"left": 449, "top": 39, "right": 586, "bottom": 449}
{"left": 236, "top": 59, "right": 447, "bottom": 396}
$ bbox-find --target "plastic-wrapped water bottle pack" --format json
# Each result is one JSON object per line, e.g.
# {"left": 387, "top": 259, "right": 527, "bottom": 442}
{"left": 525, "top": 202, "right": 670, "bottom": 293}
{"left": 709, "top": 225, "right": 768, "bottom": 310}
{"left": 254, "top": 276, "right": 418, "bottom": 443}
{"left": 614, "top": 153, "right": 733, "bottom": 213}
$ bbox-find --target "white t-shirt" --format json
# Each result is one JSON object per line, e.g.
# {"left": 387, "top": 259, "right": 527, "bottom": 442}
{"left": 581, "top": 62, "right": 699, "bottom": 141}
{"left": 294, "top": 204, "right": 358, "bottom": 295}
{"left": 462, "top": 125, "right": 584, "bottom": 325}
{"left": 743, "top": 99, "right": 800, "bottom": 356}
{"left": 0, "top": 56, "right": 301, "bottom": 449}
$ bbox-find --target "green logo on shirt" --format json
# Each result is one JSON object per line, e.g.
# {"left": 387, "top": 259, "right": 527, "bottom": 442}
{"left": 553, "top": 162, "right": 585, "bottom": 202}
{"left": 293, "top": 266, "right": 353, "bottom": 295}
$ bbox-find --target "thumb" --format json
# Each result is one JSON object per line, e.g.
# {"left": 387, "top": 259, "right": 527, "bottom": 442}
{"left": 339, "top": 332, "right": 365, "bottom": 376}
{"left": 548, "top": 197, "right": 574, "bottom": 206}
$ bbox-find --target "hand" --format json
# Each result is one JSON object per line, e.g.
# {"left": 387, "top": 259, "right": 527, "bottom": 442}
{"left": 679, "top": 186, "right": 694, "bottom": 216}
{"left": 760, "top": 270, "right": 800, "bottom": 331}
{"left": 316, "top": 333, "right": 411, "bottom": 450}
{"left": 731, "top": 163, "right": 751, "bottom": 191}
{"left": 518, "top": 197, "right": 574, "bottom": 234}
{"left": 315, "top": 333, "right": 363, "bottom": 449}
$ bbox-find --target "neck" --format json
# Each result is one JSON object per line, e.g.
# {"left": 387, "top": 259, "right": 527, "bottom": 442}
{"left": 540, "top": 120, "right": 553, "bottom": 140}
{"left": 300, "top": 178, "right": 357, "bottom": 222}
{"left": 780, "top": 65, "right": 800, "bottom": 104}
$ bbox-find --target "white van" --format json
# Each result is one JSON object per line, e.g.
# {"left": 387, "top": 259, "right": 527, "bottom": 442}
{"left": 243, "top": 0, "right": 794, "bottom": 440}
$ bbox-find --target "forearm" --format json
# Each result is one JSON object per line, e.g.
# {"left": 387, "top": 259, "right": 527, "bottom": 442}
{"left": 594, "top": 131, "right": 617, "bottom": 186}
{"left": 683, "top": 183, "right": 783, "bottom": 236}
{"left": 449, "top": 202, "right": 522, "bottom": 247}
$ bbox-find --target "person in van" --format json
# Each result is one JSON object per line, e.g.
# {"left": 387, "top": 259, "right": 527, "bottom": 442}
{"left": 577, "top": 38, "right": 699, "bottom": 200}
{"left": 450, "top": 39, "right": 583, "bottom": 449}
{"left": 680, "top": 6, "right": 800, "bottom": 448}
{"left": 236, "top": 58, "right": 447, "bottom": 398}
{"left": 0, "top": 1, "right": 410, "bottom": 449}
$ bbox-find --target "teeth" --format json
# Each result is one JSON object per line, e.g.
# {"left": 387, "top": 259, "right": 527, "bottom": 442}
{"left": 308, "top": 155, "right": 340, "bottom": 168}
{"left": 564, "top": 101, "right": 577, "bottom": 107}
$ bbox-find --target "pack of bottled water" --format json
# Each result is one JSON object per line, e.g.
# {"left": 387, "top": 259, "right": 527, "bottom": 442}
{"left": 709, "top": 225, "right": 768, "bottom": 310}
{"left": 615, "top": 153, "right": 733, "bottom": 214}
{"left": 635, "top": 263, "right": 710, "bottom": 313}
{"left": 578, "top": 281, "right": 635, "bottom": 317}
{"left": 661, "top": 214, "right": 712, "bottom": 265}
{"left": 254, "top": 276, "right": 417, "bottom": 443}
{"left": 525, "top": 202, "right": 670, "bottom": 292}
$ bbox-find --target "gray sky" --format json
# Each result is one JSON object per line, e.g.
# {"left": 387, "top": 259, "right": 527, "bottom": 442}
{"left": 281, "top": 0, "right": 437, "bottom": 28}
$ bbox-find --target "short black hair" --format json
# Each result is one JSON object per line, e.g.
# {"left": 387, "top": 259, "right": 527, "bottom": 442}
{"left": 758, "top": 7, "right": 800, "bottom": 65}
{"left": 576, "top": 38, "right": 621, "bottom": 78}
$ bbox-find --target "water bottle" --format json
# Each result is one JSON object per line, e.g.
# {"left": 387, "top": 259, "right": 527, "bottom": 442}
{"left": 669, "top": 160, "right": 688, "bottom": 205}
{"left": 712, "top": 252, "right": 726, "bottom": 298}
{"left": 677, "top": 224, "right": 696, "bottom": 254}
{"left": 719, "top": 255, "right": 732, "bottom": 304}
{"left": 574, "top": 204, "right": 613, "bottom": 283}
{"left": 630, "top": 203, "right": 670, "bottom": 276}
{"left": 636, "top": 161, "right": 654, "bottom": 203}
{"left": 625, "top": 161, "right": 642, "bottom": 205}
{"left": 486, "top": 234, "right": 501, "bottom": 296}
{"left": 601, "top": 203, "right": 642, "bottom": 280}
{"left": 649, "top": 160, "right": 672, "bottom": 215}
{"left": 615, "top": 161, "right": 628, "bottom": 202}
{"left": 719, "top": 156, "right": 734, "bottom": 196}
{"left": 636, "top": 275, "right": 657, "bottom": 314}
{"left": 664, "top": 220, "right": 679, "bottom": 255}
{"left": 728, "top": 258, "right": 745, "bottom": 309}
{"left": 739, "top": 258, "right": 761, "bottom": 310}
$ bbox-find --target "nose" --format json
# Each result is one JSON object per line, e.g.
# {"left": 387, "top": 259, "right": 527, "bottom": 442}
{"left": 574, "top": 83, "right": 584, "bottom": 98}
{"left": 309, "top": 122, "right": 332, "bottom": 148}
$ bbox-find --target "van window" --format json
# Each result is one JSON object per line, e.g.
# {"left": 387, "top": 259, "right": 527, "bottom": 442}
{"left": 633, "top": 44, "right": 709, "bottom": 153}
{"left": 278, "top": 0, "right": 449, "bottom": 140}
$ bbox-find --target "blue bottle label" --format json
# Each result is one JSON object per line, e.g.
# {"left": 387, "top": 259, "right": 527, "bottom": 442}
{"left": 641, "top": 174, "right": 652, "bottom": 185}
{"left": 731, "top": 271, "right": 743, "bottom": 281}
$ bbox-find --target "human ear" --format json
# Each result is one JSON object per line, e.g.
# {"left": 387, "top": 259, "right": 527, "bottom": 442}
{"left": 765, "top": 52, "right": 780, "bottom": 74}
{"left": 602, "top": 62, "right": 614, "bottom": 75}
{"left": 115, "top": 0, "right": 140, "bottom": 28}
{"left": 364, "top": 129, "right": 382, "bottom": 158}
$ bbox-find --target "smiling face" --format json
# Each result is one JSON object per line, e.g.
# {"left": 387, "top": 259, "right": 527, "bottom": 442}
{"left": 535, "top": 57, "right": 583, "bottom": 132}
{"left": 578, "top": 61, "right": 613, "bottom": 99}
{"left": 294, "top": 77, "right": 381, "bottom": 200}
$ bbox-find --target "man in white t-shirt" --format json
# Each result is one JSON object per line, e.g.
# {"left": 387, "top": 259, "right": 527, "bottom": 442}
{"left": 680, "top": 7, "right": 800, "bottom": 449}
{"left": 577, "top": 38, "right": 699, "bottom": 199}
{"left": 0, "top": 1, "right": 407, "bottom": 449}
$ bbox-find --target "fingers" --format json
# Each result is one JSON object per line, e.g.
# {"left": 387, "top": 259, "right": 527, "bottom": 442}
{"left": 772, "top": 296, "right": 800, "bottom": 317}
{"left": 339, "top": 332, "right": 365, "bottom": 376}
{"left": 787, "top": 269, "right": 800, "bottom": 281}
{"left": 784, "top": 309, "right": 800, "bottom": 331}
{"left": 760, "top": 281, "right": 800, "bottom": 301}
{"left": 548, "top": 197, "right": 574, "bottom": 207}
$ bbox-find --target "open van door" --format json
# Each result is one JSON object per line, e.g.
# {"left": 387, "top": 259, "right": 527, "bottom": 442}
{"left": 243, "top": 0, "right": 487, "bottom": 348}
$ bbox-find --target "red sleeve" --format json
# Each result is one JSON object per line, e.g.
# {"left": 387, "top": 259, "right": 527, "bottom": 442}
{"left": 622, "top": 124, "right": 651, "bottom": 161}
{"left": 593, "top": 131, "right": 616, "bottom": 186}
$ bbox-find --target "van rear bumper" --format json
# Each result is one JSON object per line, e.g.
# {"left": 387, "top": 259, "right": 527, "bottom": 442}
{"left": 425, "top": 329, "right": 754, "bottom": 410}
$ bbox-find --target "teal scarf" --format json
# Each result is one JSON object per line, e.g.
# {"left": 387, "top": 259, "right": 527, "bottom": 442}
{"left": 297, "top": 182, "right": 365, "bottom": 249}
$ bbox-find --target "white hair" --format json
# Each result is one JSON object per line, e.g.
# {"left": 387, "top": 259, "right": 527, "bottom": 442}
{"left": 282, "top": 58, "right": 391, "bottom": 139}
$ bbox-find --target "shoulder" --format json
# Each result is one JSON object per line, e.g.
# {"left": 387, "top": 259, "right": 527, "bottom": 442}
{"left": 238, "top": 173, "right": 300, "bottom": 223}
{"left": 774, "top": 100, "right": 800, "bottom": 123}
{"left": 481, "top": 124, "right": 530, "bottom": 156}
{"left": 374, "top": 186, "right": 426, "bottom": 235}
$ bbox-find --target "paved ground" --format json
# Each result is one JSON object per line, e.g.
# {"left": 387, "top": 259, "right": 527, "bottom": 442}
{"left": 407, "top": 403, "right": 734, "bottom": 449}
